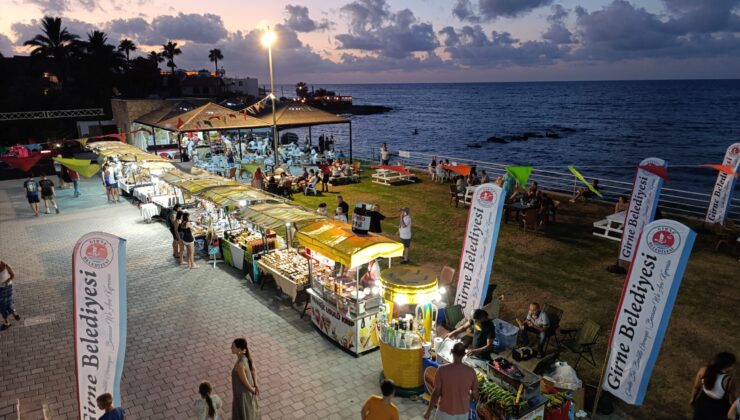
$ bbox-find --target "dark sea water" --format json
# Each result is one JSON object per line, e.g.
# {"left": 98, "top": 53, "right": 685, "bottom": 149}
{"left": 291, "top": 80, "right": 740, "bottom": 193}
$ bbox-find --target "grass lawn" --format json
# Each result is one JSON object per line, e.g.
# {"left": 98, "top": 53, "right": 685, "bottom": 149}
{"left": 290, "top": 170, "right": 739, "bottom": 419}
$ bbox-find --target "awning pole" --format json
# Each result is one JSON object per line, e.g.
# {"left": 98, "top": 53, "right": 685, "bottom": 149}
{"left": 177, "top": 132, "right": 183, "bottom": 162}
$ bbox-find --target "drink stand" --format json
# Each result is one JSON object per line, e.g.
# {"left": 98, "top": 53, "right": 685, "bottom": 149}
{"left": 295, "top": 220, "right": 404, "bottom": 356}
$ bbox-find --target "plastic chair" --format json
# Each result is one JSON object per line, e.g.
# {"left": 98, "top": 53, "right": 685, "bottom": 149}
{"left": 541, "top": 303, "right": 563, "bottom": 353}
{"left": 305, "top": 181, "right": 319, "bottom": 196}
{"left": 559, "top": 319, "right": 601, "bottom": 368}
{"left": 439, "top": 266, "right": 456, "bottom": 288}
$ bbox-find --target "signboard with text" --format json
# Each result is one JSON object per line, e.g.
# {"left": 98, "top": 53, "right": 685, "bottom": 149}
{"left": 705, "top": 143, "right": 740, "bottom": 224}
{"left": 73, "top": 232, "right": 127, "bottom": 420}
{"left": 619, "top": 158, "right": 667, "bottom": 263}
{"left": 603, "top": 219, "right": 695, "bottom": 405}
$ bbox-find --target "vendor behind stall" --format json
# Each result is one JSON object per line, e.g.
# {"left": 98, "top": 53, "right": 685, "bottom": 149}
{"left": 360, "top": 257, "right": 381, "bottom": 288}
{"left": 516, "top": 302, "right": 549, "bottom": 357}
{"left": 445, "top": 309, "right": 496, "bottom": 361}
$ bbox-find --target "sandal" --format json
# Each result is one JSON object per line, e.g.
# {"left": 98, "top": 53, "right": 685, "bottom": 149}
{"left": 13, "top": 314, "right": 20, "bottom": 321}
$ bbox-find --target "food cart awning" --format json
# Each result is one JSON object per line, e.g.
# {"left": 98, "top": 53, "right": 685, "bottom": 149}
{"left": 238, "top": 203, "right": 325, "bottom": 231}
{"left": 295, "top": 219, "right": 404, "bottom": 268}
{"left": 198, "top": 186, "right": 281, "bottom": 208}
{"left": 172, "top": 178, "right": 241, "bottom": 194}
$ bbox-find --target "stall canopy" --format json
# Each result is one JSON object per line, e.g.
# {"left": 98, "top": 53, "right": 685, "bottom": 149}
{"left": 88, "top": 141, "right": 172, "bottom": 162}
{"left": 250, "top": 102, "right": 349, "bottom": 128}
{"left": 295, "top": 219, "right": 404, "bottom": 268}
{"left": 238, "top": 203, "right": 325, "bottom": 231}
{"left": 171, "top": 178, "right": 241, "bottom": 194}
{"left": 198, "top": 186, "right": 282, "bottom": 208}
{"left": 137, "top": 102, "right": 266, "bottom": 132}
{"left": 52, "top": 157, "right": 100, "bottom": 177}
{"left": 134, "top": 100, "right": 208, "bottom": 129}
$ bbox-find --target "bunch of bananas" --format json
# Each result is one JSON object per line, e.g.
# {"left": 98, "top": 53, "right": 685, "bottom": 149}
{"left": 479, "top": 379, "right": 516, "bottom": 410}
{"left": 543, "top": 391, "right": 568, "bottom": 408}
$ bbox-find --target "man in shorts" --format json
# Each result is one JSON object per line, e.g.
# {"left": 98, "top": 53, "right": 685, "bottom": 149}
{"left": 106, "top": 163, "right": 121, "bottom": 203}
{"left": 23, "top": 174, "right": 41, "bottom": 216}
{"left": 38, "top": 174, "right": 59, "bottom": 214}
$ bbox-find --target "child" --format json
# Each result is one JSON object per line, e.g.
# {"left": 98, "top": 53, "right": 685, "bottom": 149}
{"left": 96, "top": 393, "right": 125, "bottom": 420}
{"left": 361, "top": 379, "right": 399, "bottom": 420}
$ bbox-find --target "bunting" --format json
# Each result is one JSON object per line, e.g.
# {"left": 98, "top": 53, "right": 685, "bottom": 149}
{"left": 53, "top": 157, "right": 101, "bottom": 178}
{"left": 504, "top": 166, "right": 533, "bottom": 188}
{"left": 176, "top": 118, "right": 184, "bottom": 129}
{"left": 701, "top": 164, "right": 737, "bottom": 176}
{"left": 203, "top": 120, "right": 213, "bottom": 127}
{"left": 131, "top": 127, "right": 153, "bottom": 135}
{"left": 0, "top": 154, "right": 43, "bottom": 172}
{"left": 638, "top": 164, "right": 670, "bottom": 181}
{"left": 208, "top": 116, "right": 220, "bottom": 121}
{"left": 228, "top": 113, "right": 237, "bottom": 119}
{"left": 568, "top": 165, "right": 603, "bottom": 198}
{"left": 195, "top": 121, "right": 202, "bottom": 129}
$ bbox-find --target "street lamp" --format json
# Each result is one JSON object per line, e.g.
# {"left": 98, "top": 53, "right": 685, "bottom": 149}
{"left": 261, "top": 27, "right": 279, "bottom": 171}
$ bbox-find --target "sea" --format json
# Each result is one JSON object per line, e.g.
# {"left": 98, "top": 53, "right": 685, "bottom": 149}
{"left": 284, "top": 80, "right": 740, "bottom": 194}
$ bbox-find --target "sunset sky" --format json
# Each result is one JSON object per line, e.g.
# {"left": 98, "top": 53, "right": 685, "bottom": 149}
{"left": 1, "top": 0, "right": 739, "bottom": 83}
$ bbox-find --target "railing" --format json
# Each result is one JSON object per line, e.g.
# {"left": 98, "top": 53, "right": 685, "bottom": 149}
{"left": 357, "top": 149, "right": 740, "bottom": 224}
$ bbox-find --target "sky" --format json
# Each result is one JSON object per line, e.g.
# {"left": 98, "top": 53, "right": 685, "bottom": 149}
{"left": 1, "top": 0, "right": 739, "bottom": 83}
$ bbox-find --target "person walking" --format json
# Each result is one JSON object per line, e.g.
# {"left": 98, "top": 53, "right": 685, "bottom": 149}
{"left": 231, "top": 338, "right": 261, "bottom": 420}
{"left": 691, "top": 352, "right": 736, "bottom": 420}
{"left": 250, "top": 168, "right": 264, "bottom": 190}
{"left": 96, "top": 393, "right": 125, "bottom": 420}
{"left": 0, "top": 260, "right": 20, "bottom": 331}
{"left": 23, "top": 174, "right": 41, "bottom": 216}
{"left": 361, "top": 379, "right": 399, "bottom": 420}
{"left": 424, "top": 342, "right": 478, "bottom": 420}
{"left": 38, "top": 174, "right": 60, "bottom": 214}
{"left": 53, "top": 159, "right": 68, "bottom": 189}
{"left": 106, "top": 164, "right": 121, "bottom": 203}
{"left": 68, "top": 168, "right": 81, "bottom": 197}
{"left": 380, "top": 143, "right": 389, "bottom": 165}
{"left": 195, "top": 382, "right": 223, "bottom": 420}
{"left": 180, "top": 212, "right": 197, "bottom": 269}
{"left": 399, "top": 207, "right": 412, "bottom": 264}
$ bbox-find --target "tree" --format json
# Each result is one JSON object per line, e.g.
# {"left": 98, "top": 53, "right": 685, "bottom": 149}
{"left": 23, "top": 16, "right": 80, "bottom": 86}
{"left": 78, "top": 30, "right": 125, "bottom": 106}
{"left": 161, "top": 41, "right": 182, "bottom": 74}
{"left": 208, "top": 48, "right": 223, "bottom": 74}
{"left": 295, "top": 81, "right": 308, "bottom": 99}
{"left": 118, "top": 38, "right": 136, "bottom": 64}
{"left": 147, "top": 51, "right": 164, "bottom": 64}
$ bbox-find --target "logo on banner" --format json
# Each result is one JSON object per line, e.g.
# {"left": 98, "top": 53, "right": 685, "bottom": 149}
{"left": 647, "top": 226, "right": 680, "bottom": 254}
{"left": 79, "top": 238, "right": 114, "bottom": 269}
{"left": 477, "top": 189, "right": 495, "bottom": 208}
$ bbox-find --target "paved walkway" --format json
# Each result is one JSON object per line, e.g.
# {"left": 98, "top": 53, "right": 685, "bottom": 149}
{"left": 0, "top": 178, "right": 427, "bottom": 419}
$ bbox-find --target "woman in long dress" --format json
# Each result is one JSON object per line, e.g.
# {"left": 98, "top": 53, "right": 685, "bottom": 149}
{"left": 231, "top": 338, "right": 260, "bottom": 420}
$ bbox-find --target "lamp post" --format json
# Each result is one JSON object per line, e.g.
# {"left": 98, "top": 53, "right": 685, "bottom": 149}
{"left": 261, "top": 28, "right": 279, "bottom": 170}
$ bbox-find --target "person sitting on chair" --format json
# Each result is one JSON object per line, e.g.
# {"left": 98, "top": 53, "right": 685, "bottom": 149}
{"left": 445, "top": 309, "right": 496, "bottom": 361}
{"left": 517, "top": 302, "right": 549, "bottom": 358}
{"left": 570, "top": 179, "right": 599, "bottom": 203}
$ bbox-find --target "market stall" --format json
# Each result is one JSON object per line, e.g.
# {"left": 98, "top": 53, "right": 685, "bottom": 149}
{"left": 238, "top": 203, "right": 325, "bottom": 301}
{"left": 295, "top": 219, "right": 404, "bottom": 355}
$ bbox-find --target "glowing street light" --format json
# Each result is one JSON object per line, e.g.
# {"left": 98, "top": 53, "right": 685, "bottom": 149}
{"left": 261, "top": 27, "right": 279, "bottom": 168}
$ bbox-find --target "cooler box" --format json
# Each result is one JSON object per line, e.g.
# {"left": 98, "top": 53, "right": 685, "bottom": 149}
{"left": 493, "top": 319, "right": 518, "bottom": 350}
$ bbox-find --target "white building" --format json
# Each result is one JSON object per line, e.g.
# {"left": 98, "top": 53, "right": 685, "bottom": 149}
{"left": 223, "top": 77, "right": 259, "bottom": 97}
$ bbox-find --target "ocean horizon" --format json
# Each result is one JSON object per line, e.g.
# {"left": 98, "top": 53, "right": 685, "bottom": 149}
{"left": 280, "top": 79, "right": 740, "bottom": 194}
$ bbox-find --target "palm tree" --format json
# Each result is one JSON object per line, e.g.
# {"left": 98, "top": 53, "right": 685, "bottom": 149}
{"left": 208, "top": 48, "right": 223, "bottom": 73}
{"left": 23, "top": 16, "right": 80, "bottom": 86}
{"left": 147, "top": 51, "right": 164, "bottom": 64}
{"left": 118, "top": 38, "right": 136, "bottom": 64}
{"left": 296, "top": 82, "right": 308, "bottom": 99}
{"left": 161, "top": 41, "right": 182, "bottom": 74}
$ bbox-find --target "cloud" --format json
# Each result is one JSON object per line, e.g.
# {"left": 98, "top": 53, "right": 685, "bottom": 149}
{"left": 454, "top": 0, "right": 554, "bottom": 21}
{"left": 0, "top": 34, "right": 14, "bottom": 56}
{"left": 439, "top": 25, "right": 568, "bottom": 67}
{"left": 336, "top": 0, "right": 438, "bottom": 58}
{"left": 542, "top": 5, "right": 574, "bottom": 44}
{"left": 150, "top": 13, "right": 228, "bottom": 44}
{"left": 283, "top": 5, "right": 332, "bottom": 32}
{"left": 27, "top": 0, "right": 69, "bottom": 14}
{"left": 662, "top": 0, "right": 740, "bottom": 33}
{"left": 11, "top": 18, "right": 95, "bottom": 44}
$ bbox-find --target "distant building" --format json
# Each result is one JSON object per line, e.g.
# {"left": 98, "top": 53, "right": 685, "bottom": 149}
{"left": 224, "top": 77, "right": 259, "bottom": 97}
{"left": 180, "top": 75, "right": 224, "bottom": 97}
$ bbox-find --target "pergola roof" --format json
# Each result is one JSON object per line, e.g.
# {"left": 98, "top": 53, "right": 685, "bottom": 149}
{"left": 251, "top": 102, "right": 349, "bottom": 128}
{"left": 136, "top": 102, "right": 267, "bottom": 132}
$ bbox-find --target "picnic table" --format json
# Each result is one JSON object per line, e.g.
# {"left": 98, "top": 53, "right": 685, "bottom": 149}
{"left": 593, "top": 210, "right": 626, "bottom": 241}
{"left": 504, "top": 202, "right": 538, "bottom": 223}
{"left": 371, "top": 166, "right": 415, "bottom": 186}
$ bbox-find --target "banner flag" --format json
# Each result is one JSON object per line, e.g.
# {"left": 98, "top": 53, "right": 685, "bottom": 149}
{"left": 73, "top": 232, "right": 127, "bottom": 420}
{"left": 176, "top": 118, "right": 184, "bottom": 129}
{"left": 203, "top": 120, "right": 213, "bottom": 127}
{"left": 504, "top": 166, "right": 533, "bottom": 188}
{"left": 568, "top": 165, "right": 603, "bottom": 198}
{"left": 0, "top": 154, "right": 43, "bottom": 172}
{"left": 618, "top": 158, "right": 667, "bottom": 263}
{"left": 603, "top": 219, "right": 695, "bottom": 405}
{"left": 53, "top": 157, "right": 100, "bottom": 178}
{"left": 454, "top": 184, "right": 505, "bottom": 318}
{"left": 701, "top": 164, "right": 736, "bottom": 176}
{"left": 705, "top": 143, "right": 740, "bottom": 224}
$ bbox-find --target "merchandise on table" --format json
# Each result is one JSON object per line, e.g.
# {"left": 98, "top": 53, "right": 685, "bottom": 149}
{"left": 226, "top": 230, "right": 278, "bottom": 254}
{"left": 258, "top": 248, "right": 318, "bottom": 288}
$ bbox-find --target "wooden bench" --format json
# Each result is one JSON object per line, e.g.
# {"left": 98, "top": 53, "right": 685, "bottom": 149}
{"left": 372, "top": 170, "right": 415, "bottom": 186}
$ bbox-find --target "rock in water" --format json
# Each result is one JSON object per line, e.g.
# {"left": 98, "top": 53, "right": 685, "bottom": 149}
{"left": 467, "top": 143, "right": 483, "bottom": 148}
{"left": 509, "top": 135, "right": 529, "bottom": 141}
{"left": 486, "top": 136, "right": 508, "bottom": 144}
{"left": 545, "top": 132, "right": 561, "bottom": 139}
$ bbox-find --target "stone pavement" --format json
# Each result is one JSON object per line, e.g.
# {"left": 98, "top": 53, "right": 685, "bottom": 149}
{"left": 0, "top": 178, "right": 428, "bottom": 419}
